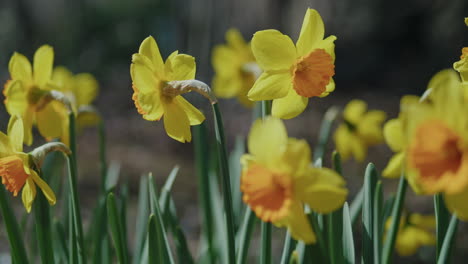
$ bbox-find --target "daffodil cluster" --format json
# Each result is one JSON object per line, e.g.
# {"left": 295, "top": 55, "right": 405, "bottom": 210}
{"left": 241, "top": 117, "right": 347, "bottom": 243}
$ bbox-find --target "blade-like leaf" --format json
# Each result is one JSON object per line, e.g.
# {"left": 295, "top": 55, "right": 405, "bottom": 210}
{"left": 362, "top": 163, "right": 378, "bottom": 264}
{"left": 342, "top": 203, "right": 355, "bottom": 264}
{"left": 437, "top": 214, "right": 458, "bottom": 264}
{"left": 107, "top": 192, "right": 128, "bottom": 264}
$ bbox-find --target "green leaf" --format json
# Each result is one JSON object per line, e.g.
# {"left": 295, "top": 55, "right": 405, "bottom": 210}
{"left": 53, "top": 219, "right": 69, "bottom": 262}
{"left": 236, "top": 209, "right": 257, "bottom": 264}
{"left": 437, "top": 214, "right": 458, "bottom": 264}
{"left": 350, "top": 188, "right": 363, "bottom": 226}
{"left": 373, "top": 181, "right": 383, "bottom": 263}
{"left": 328, "top": 152, "right": 344, "bottom": 264}
{"left": 212, "top": 103, "right": 237, "bottom": 264}
{"left": 159, "top": 165, "right": 179, "bottom": 215}
{"left": 434, "top": 193, "right": 451, "bottom": 260}
{"left": 107, "top": 192, "right": 128, "bottom": 264}
{"left": 148, "top": 174, "right": 175, "bottom": 264}
{"left": 133, "top": 176, "right": 149, "bottom": 264}
{"left": 148, "top": 214, "right": 164, "bottom": 264}
{"left": 314, "top": 106, "right": 340, "bottom": 160}
{"left": 362, "top": 163, "right": 378, "bottom": 264}
{"left": 105, "top": 162, "right": 121, "bottom": 192}
{"left": 0, "top": 185, "right": 29, "bottom": 263}
{"left": 260, "top": 222, "right": 272, "bottom": 264}
{"left": 34, "top": 185, "right": 55, "bottom": 263}
{"left": 342, "top": 203, "right": 355, "bottom": 264}
{"left": 279, "top": 231, "right": 296, "bottom": 264}
{"left": 381, "top": 175, "right": 407, "bottom": 264}
{"left": 229, "top": 136, "right": 246, "bottom": 229}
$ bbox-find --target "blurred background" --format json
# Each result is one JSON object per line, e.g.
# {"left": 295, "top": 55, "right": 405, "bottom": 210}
{"left": 0, "top": 0, "right": 468, "bottom": 262}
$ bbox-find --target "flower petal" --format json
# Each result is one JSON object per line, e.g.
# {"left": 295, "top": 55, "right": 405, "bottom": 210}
{"left": 174, "top": 96, "right": 205, "bottom": 126}
{"left": 212, "top": 75, "right": 242, "bottom": 98}
{"left": 283, "top": 138, "right": 312, "bottom": 177}
{"left": 131, "top": 54, "right": 158, "bottom": 94}
{"left": 132, "top": 91, "right": 164, "bottom": 121}
{"left": 21, "top": 178, "right": 36, "bottom": 213}
{"left": 74, "top": 73, "right": 98, "bottom": 106}
{"left": 36, "top": 101, "right": 66, "bottom": 139}
{"left": 165, "top": 53, "right": 196, "bottom": 81}
{"left": 384, "top": 118, "right": 404, "bottom": 152}
{"left": 274, "top": 201, "right": 316, "bottom": 244}
{"left": 271, "top": 88, "right": 308, "bottom": 119}
{"left": 382, "top": 152, "right": 405, "bottom": 178}
{"left": 444, "top": 188, "right": 468, "bottom": 221}
{"left": 7, "top": 115, "right": 24, "bottom": 152}
{"left": 9, "top": 52, "right": 32, "bottom": 81}
{"left": 22, "top": 111, "right": 34, "bottom": 146}
{"left": 138, "top": 36, "right": 165, "bottom": 73}
{"left": 0, "top": 132, "right": 14, "bottom": 157}
{"left": 358, "top": 110, "right": 386, "bottom": 145}
{"left": 248, "top": 117, "right": 288, "bottom": 164}
{"left": 319, "top": 77, "right": 335, "bottom": 98}
{"left": 33, "top": 45, "right": 54, "bottom": 87}
{"left": 248, "top": 72, "right": 292, "bottom": 101}
{"left": 316, "top": 35, "right": 337, "bottom": 62}
{"left": 296, "top": 9, "right": 325, "bottom": 56}
{"left": 212, "top": 45, "right": 238, "bottom": 77}
{"left": 226, "top": 28, "right": 247, "bottom": 52}
{"left": 343, "top": 99, "right": 367, "bottom": 124}
{"left": 4, "top": 80, "right": 28, "bottom": 116}
{"left": 163, "top": 100, "right": 191, "bottom": 142}
{"left": 251, "top": 29, "right": 296, "bottom": 71}
{"left": 31, "top": 171, "right": 56, "bottom": 205}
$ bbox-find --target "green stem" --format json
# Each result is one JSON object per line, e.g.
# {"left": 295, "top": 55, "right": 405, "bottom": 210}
{"left": 0, "top": 185, "right": 29, "bottom": 263}
{"left": 99, "top": 120, "right": 107, "bottom": 191}
{"left": 34, "top": 170, "right": 55, "bottom": 263}
{"left": 437, "top": 214, "right": 458, "bottom": 264}
{"left": 279, "top": 231, "right": 296, "bottom": 264}
{"left": 260, "top": 222, "right": 272, "bottom": 264}
{"left": 261, "top": 100, "right": 271, "bottom": 117}
{"left": 381, "top": 176, "right": 407, "bottom": 264}
{"left": 236, "top": 209, "right": 257, "bottom": 264}
{"left": 212, "top": 103, "right": 236, "bottom": 264}
{"left": 67, "top": 113, "right": 86, "bottom": 263}
{"left": 435, "top": 193, "right": 450, "bottom": 260}
{"left": 314, "top": 106, "right": 339, "bottom": 160}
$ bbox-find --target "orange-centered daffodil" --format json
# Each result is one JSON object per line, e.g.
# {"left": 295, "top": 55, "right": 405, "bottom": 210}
{"left": 247, "top": 8, "right": 336, "bottom": 119}
{"left": 3, "top": 45, "right": 69, "bottom": 145}
{"left": 212, "top": 28, "right": 259, "bottom": 107}
{"left": 241, "top": 117, "right": 347, "bottom": 243}
{"left": 131, "top": 36, "right": 205, "bottom": 143}
{"left": 0, "top": 116, "right": 56, "bottom": 212}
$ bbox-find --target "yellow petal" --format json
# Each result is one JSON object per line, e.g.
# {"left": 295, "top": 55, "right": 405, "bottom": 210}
{"left": 444, "top": 189, "right": 468, "bottom": 221}
{"left": 358, "top": 110, "right": 386, "bottom": 145}
{"left": 0, "top": 132, "right": 14, "bottom": 157}
{"left": 33, "top": 45, "right": 54, "bottom": 87}
{"left": 51, "top": 66, "right": 73, "bottom": 91}
{"left": 382, "top": 152, "right": 405, "bottom": 179}
{"left": 76, "top": 111, "right": 100, "bottom": 129}
{"left": 426, "top": 69, "right": 458, "bottom": 91}
{"left": 131, "top": 54, "right": 158, "bottom": 94}
{"left": 133, "top": 91, "right": 164, "bottom": 121}
{"left": 165, "top": 53, "right": 196, "bottom": 81}
{"left": 251, "top": 29, "right": 296, "bottom": 71}
{"left": 316, "top": 36, "right": 337, "bottom": 62}
{"left": 274, "top": 201, "right": 316, "bottom": 244}
{"left": 212, "top": 75, "right": 242, "bottom": 98}
{"left": 138, "top": 36, "right": 164, "bottom": 73}
{"left": 36, "top": 101, "right": 66, "bottom": 139}
{"left": 343, "top": 99, "right": 367, "bottom": 124}
{"left": 7, "top": 115, "right": 24, "bottom": 152}
{"left": 175, "top": 96, "right": 205, "bottom": 125}
{"left": 409, "top": 214, "right": 436, "bottom": 229}
{"left": 8, "top": 52, "right": 32, "bottom": 81}
{"left": 21, "top": 178, "right": 36, "bottom": 213}
{"left": 212, "top": 45, "right": 238, "bottom": 77}
{"left": 248, "top": 72, "right": 292, "bottom": 101}
{"left": 333, "top": 125, "right": 352, "bottom": 161}
{"left": 163, "top": 100, "right": 191, "bottom": 143}
{"left": 22, "top": 111, "right": 34, "bottom": 146}
{"left": 384, "top": 119, "right": 404, "bottom": 152}
{"left": 4, "top": 80, "right": 28, "bottom": 117}
{"left": 350, "top": 138, "right": 367, "bottom": 162}
{"left": 296, "top": 9, "right": 325, "bottom": 56}
{"left": 73, "top": 73, "right": 98, "bottom": 106}
{"left": 271, "top": 88, "right": 308, "bottom": 119}
{"left": 283, "top": 138, "right": 312, "bottom": 177}
{"left": 226, "top": 28, "right": 247, "bottom": 52}
{"left": 30, "top": 171, "right": 56, "bottom": 205}
{"left": 248, "top": 117, "right": 288, "bottom": 164}
{"left": 319, "top": 77, "right": 335, "bottom": 98}
{"left": 298, "top": 168, "right": 347, "bottom": 214}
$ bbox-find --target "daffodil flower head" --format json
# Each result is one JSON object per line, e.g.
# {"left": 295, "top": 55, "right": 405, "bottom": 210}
{"left": 212, "top": 28, "right": 259, "bottom": 107}
{"left": 385, "top": 213, "right": 435, "bottom": 256}
{"left": 453, "top": 47, "right": 468, "bottom": 85}
{"left": 131, "top": 36, "right": 207, "bottom": 143}
{"left": 0, "top": 116, "right": 58, "bottom": 213}
{"left": 241, "top": 117, "right": 347, "bottom": 243}
{"left": 333, "top": 99, "right": 386, "bottom": 162}
{"left": 248, "top": 8, "right": 336, "bottom": 119}
{"left": 4, "top": 45, "right": 69, "bottom": 145}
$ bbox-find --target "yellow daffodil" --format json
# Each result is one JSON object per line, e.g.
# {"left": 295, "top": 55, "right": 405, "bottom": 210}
{"left": 3, "top": 45, "right": 68, "bottom": 145}
{"left": 333, "top": 100, "right": 386, "bottom": 162}
{"left": 0, "top": 116, "right": 56, "bottom": 213}
{"left": 248, "top": 8, "right": 336, "bottom": 119}
{"left": 241, "top": 117, "right": 347, "bottom": 243}
{"left": 385, "top": 213, "right": 435, "bottom": 256}
{"left": 52, "top": 66, "right": 100, "bottom": 145}
{"left": 404, "top": 66, "right": 468, "bottom": 219}
{"left": 131, "top": 36, "right": 205, "bottom": 143}
{"left": 453, "top": 47, "right": 468, "bottom": 91}
{"left": 212, "top": 28, "right": 259, "bottom": 107}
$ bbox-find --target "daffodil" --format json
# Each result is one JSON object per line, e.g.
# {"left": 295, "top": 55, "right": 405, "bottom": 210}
{"left": 131, "top": 36, "right": 206, "bottom": 143}
{"left": 405, "top": 66, "right": 468, "bottom": 220}
{"left": 212, "top": 28, "right": 259, "bottom": 107}
{"left": 52, "top": 66, "right": 100, "bottom": 145}
{"left": 333, "top": 100, "right": 386, "bottom": 162}
{"left": 0, "top": 116, "right": 56, "bottom": 212}
{"left": 3, "top": 45, "right": 69, "bottom": 145}
{"left": 385, "top": 213, "right": 435, "bottom": 256}
{"left": 453, "top": 47, "right": 468, "bottom": 91}
{"left": 241, "top": 117, "right": 347, "bottom": 243}
{"left": 248, "top": 8, "right": 336, "bottom": 119}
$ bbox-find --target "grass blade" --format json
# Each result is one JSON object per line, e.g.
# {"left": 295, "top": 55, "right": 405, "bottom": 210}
{"left": 342, "top": 203, "right": 355, "bottom": 264}
{"left": 148, "top": 214, "right": 163, "bottom": 264}
{"left": 34, "top": 183, "right": 55, "bottom": 263}
{"left": 0, "top": 185, "right": 29, "bottom": 263}
{"left": 54, "top": 219, "right": 69, "bottom": 262}
{"left": 362, "top": 163, "right": 378, "bottom": 264}
{"left": 373, "top": 181, "right": 383, "bottom": 263}
{"left": 434, "top": 193, "right": 450, "bottom": 260}
{"left": 260, "top": 222, "right": 272, "bottom": 264}
{"left": 229, "top": 136, "right": 246, "bottom": 229}
{"left": 107, "top": 192, "right": 128, "bottom": 264}
{"left": 381, "top": 175, "right": 407, "bottom": 264}
{"left": 212, "top": 102, "right": 237, "bottom": 264}
{"left": 158, "top": 165, "right": 179, "bottom": 214}
{"left": 133, "top": 176, "right": 149, "bottom": 264}
{"left": 328, "top": 151, "right": 344, "bottom": 264}
{"left": 236, "top": 209, "right": 257, "bottom": 264}
{"left": 350, "top": 188, "right": 364, "bottom": 226}
{"left": 436, "top": 214, "right": 458, "bottom": 264}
